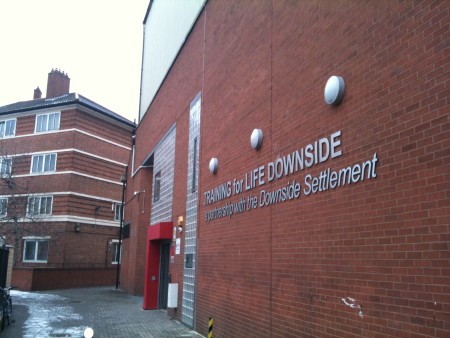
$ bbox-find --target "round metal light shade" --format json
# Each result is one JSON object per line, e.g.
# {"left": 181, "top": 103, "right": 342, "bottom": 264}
{"left": 209, "top": 158, "right": 218, "bottom": 174}
{"left": 324, "top": 76, "right": 345, "bottom": 105}
{"left": 250, "top": 129, "right": 263, "bottom": 150}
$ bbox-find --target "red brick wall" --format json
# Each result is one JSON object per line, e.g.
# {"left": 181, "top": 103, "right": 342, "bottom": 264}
{"left": 6, "top": 109, "right": 130, "bottom": 159}
{"left": 132, "top": 0, "right": 449, "bottom": 337}
{"left": 13, "top": 108, "right": 131, "bottom": 147}
{"left": 120, "top": 168, "right": 154, "bottom": 295}
{"left": 198, "top": 2, "right": 272, "bottom": 336}
{"left": 11, "top": 222, "right": 119, "bottom": 269}
{"left": 73, "top": 110, "right": 132, "bottom": 146}
{"left": 10, "top": 268, "right": 33, "bottom": 290}
{"left": 12, "top": 267, "right": 116, "bottom": 291}
{"left": 61, "top": 224, "right": 119, "bottom": 268}
{"left": 2, "top": 99, "right": 132, "bottom": 290}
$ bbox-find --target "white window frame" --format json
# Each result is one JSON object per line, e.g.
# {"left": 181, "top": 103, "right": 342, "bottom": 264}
{"left": 111, "top": 239, "right": 122, "bottom": 264}
{"left": 35, "top": 112, "right": 60, "bottom": 133}
{"left": 0, "top": 157, "right": 12, "bottom": 177}
{"left": 23, "top": 237, "right": 50, "bottom": 263}
{"left": 0, "top": 118, "right": 16, "bottom": 138}
{"left": 30, "top": 153, "right": 57, "bottom": 174}
{"left": 27, "top": 196, "right": 53, "bottom": 216}
{"left": 113, "top": 203, "right": 123, "bottom": 221}
{"left": 0, "top": 197, "right": 7, "bottom": 217}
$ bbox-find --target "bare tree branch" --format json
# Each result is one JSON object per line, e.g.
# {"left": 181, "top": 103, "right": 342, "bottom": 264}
{"left": 0, "top": 144, "right": 50, "bottom": 264}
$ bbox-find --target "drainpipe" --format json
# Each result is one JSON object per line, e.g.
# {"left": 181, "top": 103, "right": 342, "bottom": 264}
{"left": 115, "top": 174, "right": 127, "bottom": 289}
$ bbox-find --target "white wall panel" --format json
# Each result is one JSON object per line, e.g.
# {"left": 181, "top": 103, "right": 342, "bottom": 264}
{"left": 139, "top": 0, "right": 206, "bottom": 120}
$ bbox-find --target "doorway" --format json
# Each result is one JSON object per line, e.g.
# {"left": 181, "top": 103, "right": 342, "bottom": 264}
{"left": 143, "top": 222, "right": 173, "bottom": 310}
{"left": 158, "top": 240, "right": 171, "bottom": 309}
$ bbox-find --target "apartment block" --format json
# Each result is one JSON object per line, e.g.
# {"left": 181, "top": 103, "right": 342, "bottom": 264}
{"left": 0, "top": 69, "right": 134, "bottom": 290}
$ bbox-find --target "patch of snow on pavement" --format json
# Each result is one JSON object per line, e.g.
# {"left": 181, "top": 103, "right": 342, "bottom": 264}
{"left": 11, "top": 290, "right": 85, "bottom": 338}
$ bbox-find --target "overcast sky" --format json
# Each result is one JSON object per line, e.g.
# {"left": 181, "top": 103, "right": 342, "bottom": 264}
{"left": 0, "top": 0, "right": 149, "bottom": 122}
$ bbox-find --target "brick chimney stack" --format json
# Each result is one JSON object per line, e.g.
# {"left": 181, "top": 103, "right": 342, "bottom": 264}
{"left": 46, "top": 69, "right": 70, "bottom": 98}
{"left": 33, "top": 87, "right": 42, "bottom": 99}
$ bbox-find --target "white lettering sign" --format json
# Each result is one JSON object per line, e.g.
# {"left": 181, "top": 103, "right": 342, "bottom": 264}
{"left": 203, "top": 130, "right": 379, "bottom": 222}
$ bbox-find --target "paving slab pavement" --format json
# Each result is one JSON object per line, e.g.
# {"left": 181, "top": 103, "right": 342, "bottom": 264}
{"left": 1, "top": 286, "right": 203, "bottom": 338}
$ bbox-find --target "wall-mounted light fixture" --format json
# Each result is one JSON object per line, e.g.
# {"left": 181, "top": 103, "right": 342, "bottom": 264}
{"left": 250, "top": 128, "right": 263, "bottom": 150}
{"left": 177, "top": 215, "right": 184, "bottom": 233}
{"left": 75, "top": 223, "right": 81, "bottom": 232}
{"left": 209, "top": 158, "right": 218, "bottom": 174}
{"left": 324, "top": 76, "right": 345, "bottom": 105}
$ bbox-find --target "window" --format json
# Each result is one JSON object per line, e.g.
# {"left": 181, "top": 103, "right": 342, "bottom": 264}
{"left": 0, "top": 158, "right": 12, "bottom": 177}
{"left": 35, "top": 112, "right": 60, "bottom": 132}
{"left": 23, "top": 238, "right": 49, "bottom": 263}
{"left": 185, "top": 253, "right": 194, "bottom": 269}
{"left": 0, "top": 198, "right": 7, "bottom": 217}
{"left": 31, "top": 154, "right": 56, "bottom": 173}
{"left": 153, "top": 171, "right": 161, "bottom": 202}
{"left": 27, "top": 196, "right": 53, "bottom": 216}
{"left": 111, "top": 240, "right": 122, "bottom": 264}
{"left": 114, "top": 203, "right": 123, "bottom": 221}
{"left": 191, "top": 137, "right": 198, "bottom": 193}
{"left": 0, "top": 119, "right": 16, "bottom": 137}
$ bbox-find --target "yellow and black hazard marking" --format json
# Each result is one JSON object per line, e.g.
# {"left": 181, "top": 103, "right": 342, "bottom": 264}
{"left": 208, "top": 317, "right": 213, "bottom": 338}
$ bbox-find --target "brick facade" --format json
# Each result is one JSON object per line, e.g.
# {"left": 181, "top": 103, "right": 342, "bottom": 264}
{"left": 0, "top": 71, "right": 134, "bottom": 290}
{"left": 126, "top": 1, "right": 449, "bottom": 337}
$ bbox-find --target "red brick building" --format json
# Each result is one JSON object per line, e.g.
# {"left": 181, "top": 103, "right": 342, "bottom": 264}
{"left": 122, "top": 1, "right": 449, "bottom": 337}
{"left": 0, "top": 69, "right": 134, "bottom": 290}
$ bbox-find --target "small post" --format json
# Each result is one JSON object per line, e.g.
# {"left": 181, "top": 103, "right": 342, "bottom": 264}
{"left": 208, "top": 317, "right": 213, "bottom": 338}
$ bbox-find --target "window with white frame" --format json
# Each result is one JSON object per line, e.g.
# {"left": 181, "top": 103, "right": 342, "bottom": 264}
{"left": 23, "top": 237, "right": 49, "bottom": 263}
{"left": 31, "top": 153, "right": 56, "bottom": 173}
{"left": 0, "top": 198, "right": 7, "bottom": 217}
{"left": 0, "top": 119, "right": 16, "bottom": 138}
{"left": 111, "top": 240, "right": 122, "bottom": 264}
{"left": 0, "top": 158, "right": 12, "bottom": 177}
{"left": 114, "top": 203, "right": 123, "bottom": 221}
{"left": 35, "top": 112, "right": 60, "bottom": 133}
{"left": 27, "top": 196, "right": 53, "bottom": 216}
